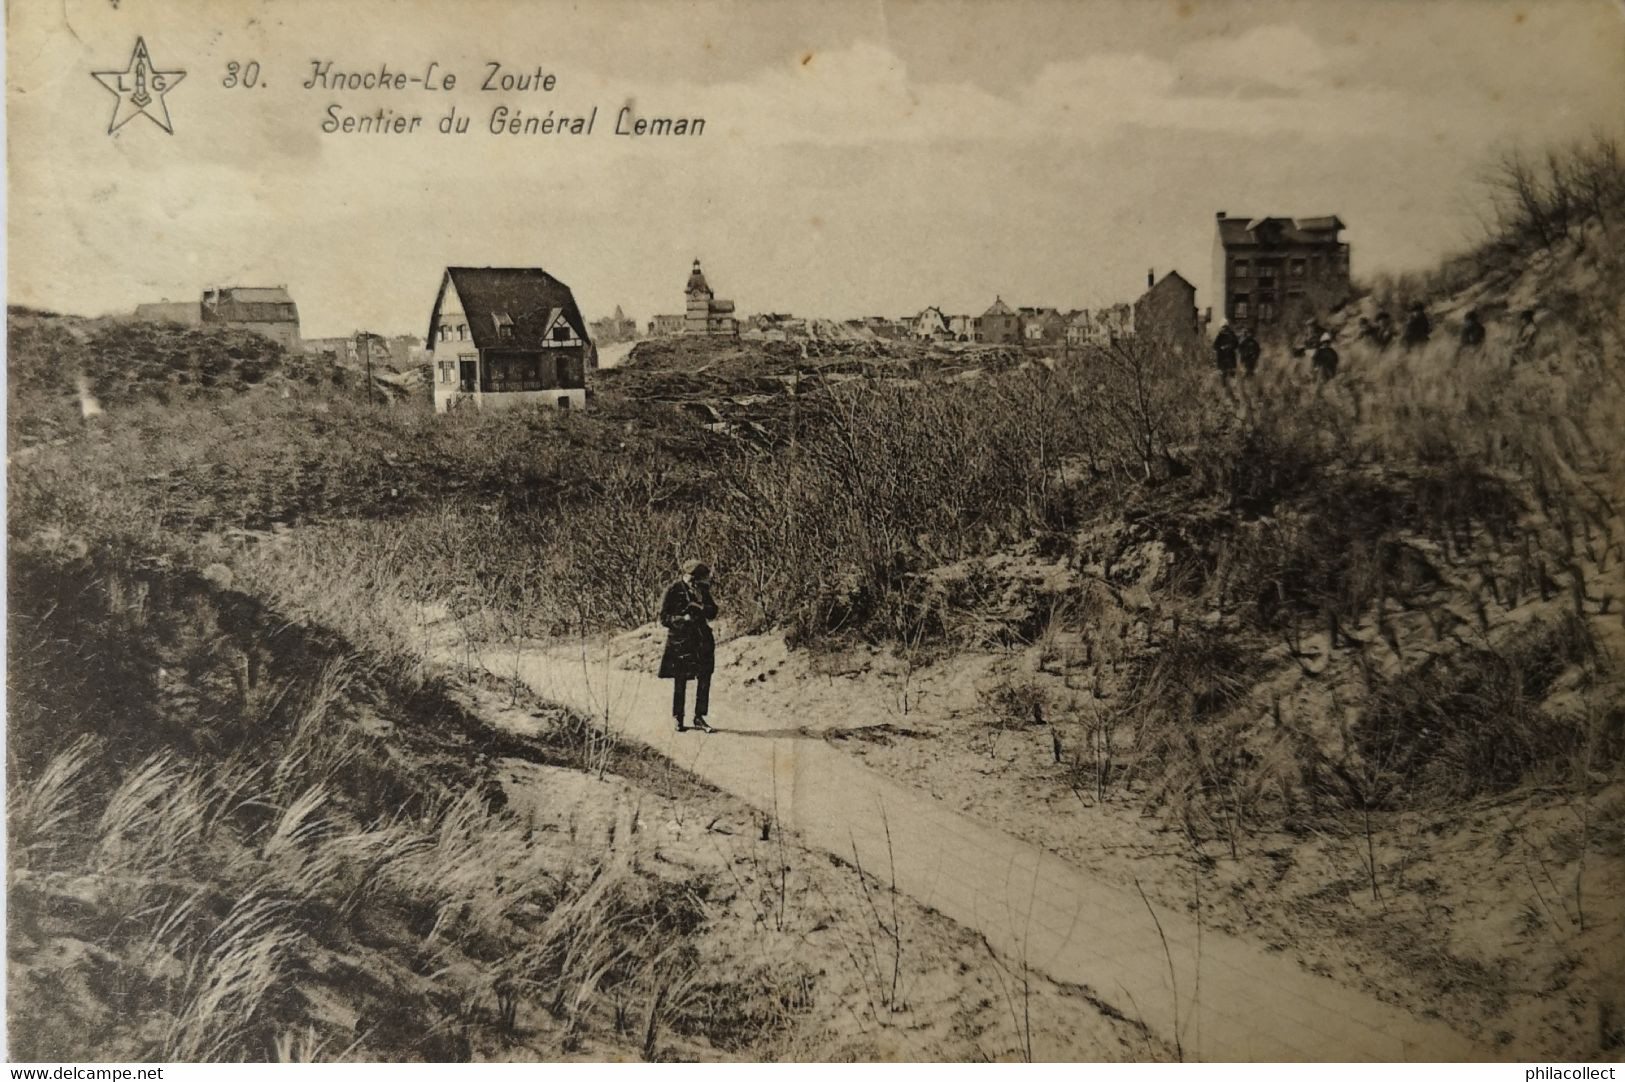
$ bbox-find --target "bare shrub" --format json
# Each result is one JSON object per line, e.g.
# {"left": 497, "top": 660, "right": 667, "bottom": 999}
{"left": 1357, "top": 613, "right": 1602, "bottom": 805}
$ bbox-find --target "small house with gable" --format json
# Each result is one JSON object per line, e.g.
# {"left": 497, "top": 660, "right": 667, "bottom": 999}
{"left": 427, "top": 266, "right": 592, "bottom": 414}
{"left": 978, "top": 296, "right": 1020, "bottom": 344}
{"left": 199, "top": 286, "right": 301, "bottom": 348}
{"left": 912, "top": 306, "right": 951, "bottom": 340}
{"left": 1133, "top": 269, "right": 1202, "bottom": 352}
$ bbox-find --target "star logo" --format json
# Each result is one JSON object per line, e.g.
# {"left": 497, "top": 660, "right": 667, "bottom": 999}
{"left": 93, "top": 38, "right": 186, "bottom": 134}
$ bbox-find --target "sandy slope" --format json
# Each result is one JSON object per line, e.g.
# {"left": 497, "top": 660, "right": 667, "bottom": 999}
{"left": 457, "top": 629, "right": 1489, "bottom": 1061}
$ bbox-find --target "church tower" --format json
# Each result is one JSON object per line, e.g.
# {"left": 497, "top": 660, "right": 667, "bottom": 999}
{"left": 685, "top": 259, "right": 712, "bottom": 335}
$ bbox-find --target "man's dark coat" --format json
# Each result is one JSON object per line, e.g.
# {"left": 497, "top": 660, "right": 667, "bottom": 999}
{"left": 658, "top": 578, "right": 717, "bottom": 679}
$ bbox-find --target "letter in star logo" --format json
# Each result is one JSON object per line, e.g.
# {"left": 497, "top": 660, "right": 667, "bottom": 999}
{"left": 93, "top": 38, "right": 186, "bottom": 134}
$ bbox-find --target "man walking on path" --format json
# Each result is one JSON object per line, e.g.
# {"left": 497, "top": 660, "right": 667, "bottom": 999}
{"left": 1213, "top": 322, "right": 1238, "bottom": 380}
{"left": 659, "top": 560, "right": 718, "bottom": 732}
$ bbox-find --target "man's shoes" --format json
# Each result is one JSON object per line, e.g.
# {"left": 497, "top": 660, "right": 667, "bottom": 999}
{"left": 691, "top": 716, "right": 714, "bottom": 733}
{"left": 674, "top": 716, "right": 687, "bottom": 732}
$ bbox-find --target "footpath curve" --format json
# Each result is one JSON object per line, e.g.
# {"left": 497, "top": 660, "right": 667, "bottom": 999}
{"left": 496, "top": 639, "right": 1487, "bottom": 1062}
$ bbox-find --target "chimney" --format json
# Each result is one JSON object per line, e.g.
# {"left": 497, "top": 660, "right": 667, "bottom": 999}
{"left": 1216, "top": 211, "right": 1227, "bottom": 220}
{"left": 1147, "top": 268, "right": 1155, "bottom": 289}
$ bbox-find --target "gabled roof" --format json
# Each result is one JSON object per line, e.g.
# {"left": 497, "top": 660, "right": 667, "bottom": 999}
{"left": 202, "top": 286, "right": 298, "bottom": 325}
{"left": 982, "top": 296, "right": 1015, "bottom": 317}
{"left": 1218, "top": 215, "right": 1346, "bottom": 248}
{"left": 219, "top": 287, "right": 295, "bottom": 304}
{"left": 1145, "top": 270, "right": 1197, "bottom": 296}
{"left": 430, "top": 267, "right": 589, "bottom": 352}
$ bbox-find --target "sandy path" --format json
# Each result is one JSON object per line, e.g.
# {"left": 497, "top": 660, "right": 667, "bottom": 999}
{"left": 495, "top": 638, "right": 1487, "bottom": 1062}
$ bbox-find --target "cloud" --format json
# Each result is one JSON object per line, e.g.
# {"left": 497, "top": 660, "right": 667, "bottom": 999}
{"left": 1175, "top": 24, "right": 1331, "bottom": 92}
{"left": 588, "top": 31, "right": 1432, "bottom": 150}
{"left": 9, "top": 2, "right": 1622, "bottom": 332}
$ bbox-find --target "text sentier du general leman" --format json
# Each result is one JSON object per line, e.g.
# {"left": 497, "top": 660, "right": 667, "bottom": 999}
{"left": 294, "top": 59, "right": 705, "bottom": 136}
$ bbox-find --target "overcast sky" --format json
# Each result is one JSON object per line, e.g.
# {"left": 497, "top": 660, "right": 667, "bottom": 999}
{"left": 8, "top": 0, "right": 1624, "bottom": 337}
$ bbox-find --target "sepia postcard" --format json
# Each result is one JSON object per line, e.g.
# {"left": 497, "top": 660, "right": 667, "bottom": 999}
{"left": 6, "top": 0, "right": 1625, "bottom": 1066}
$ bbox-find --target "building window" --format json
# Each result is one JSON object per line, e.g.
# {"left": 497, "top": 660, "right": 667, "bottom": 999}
{"left": 1233, "top": 260, "right": 1250, "bottom": 278}
{"left": 483, "top": 351, "right": 563, "bottom": 392}
{"left": 438, "top": 360, "right": 455, "bottom": 383}
{"left": 553, "top": 325, "right": 571, "bottom": 341}
{"left": 1257, "top": 264, "right": 1277, "bottom": 281}
{"left": 458, "top": 324, "right": 468, "bottom": 340}
{"left": 1259, "top": 302, "right": 1276, "bottom": 323}
{"left": 498, "top": 324, "right": 513, "bottom": 341}
{"left": 1290, "top": 259, "right": 1306, "bottom": 278}
{"left": 1233, "top": 299, "right": 1250, "bottom": 319}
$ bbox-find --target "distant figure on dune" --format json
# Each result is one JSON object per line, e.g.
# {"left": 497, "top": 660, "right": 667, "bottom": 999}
{"left": 1458, "top": 309, "right": 1486, "bottom": 353}
{"left": 660, "top": 560, "right": 718, "bottom": 733}
{"left": 1513, "top": 308, "right": 1540, "bottom": 367}
{"left": 1371, "top": 310, "right": 1396, "bottom": 350}
{"left": 1238, "top": 329, "right": 1261, "bottom": 377}
{"left": 1296, "top": 318, "right": 1325, "bottom": 359}
{"left": 1312, "top": 332, "right": 1339, "bottom": 382}
{"left": 1213, "top": 322, "right": 1238, "bottom": 380}
{"left": 1403, "top": 302, "right": 1432, "bottom": 350}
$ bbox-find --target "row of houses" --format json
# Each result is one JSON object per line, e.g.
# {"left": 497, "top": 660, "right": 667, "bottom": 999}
{"left": 905, "top": 213, "right": 1352, "bottom": 348}
{"left": 130, "top": 271, "right": 598, "bottom": 416}
{"left": 910, "top": 269, "right": 1202, "bottom": 351}
{"left": 303, "top": 332, "right": 425, "bottom": 370}
{"left": 646, "top": 267, "right": 1200, "bottom": 350}
{"left": 641, "top": 212, "right": 1352, "bottom": 350}
{"left": 122, "top": 213, "right": 1351, "bottom": 419}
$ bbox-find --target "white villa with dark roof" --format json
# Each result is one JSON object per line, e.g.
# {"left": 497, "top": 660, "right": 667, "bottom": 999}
{"left": 427, "top": 266, "right": 593, "bottom": 413}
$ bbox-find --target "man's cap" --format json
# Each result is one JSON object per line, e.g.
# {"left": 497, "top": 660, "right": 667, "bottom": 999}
{"left": 682, "top": 560, "right": 711, "bottom": 580}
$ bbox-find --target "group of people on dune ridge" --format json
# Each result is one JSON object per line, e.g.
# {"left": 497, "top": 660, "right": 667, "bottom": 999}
{"left": 1211, "top": 302, "right": 1541, "bottom": 383}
